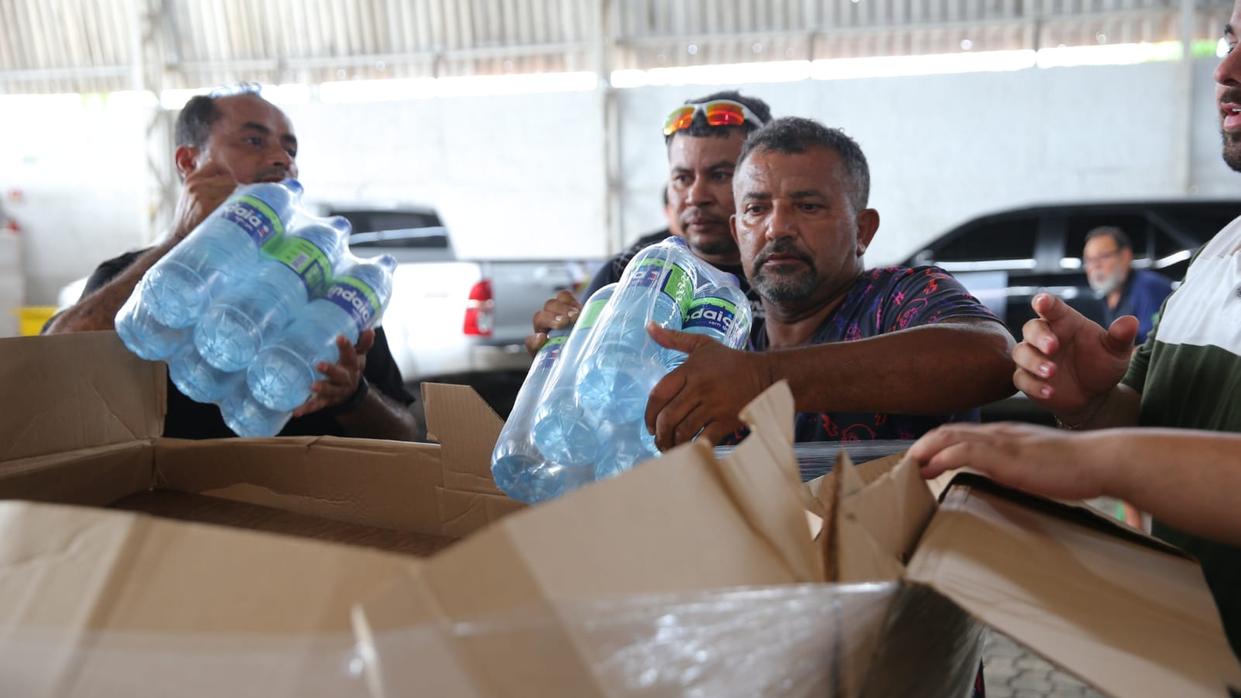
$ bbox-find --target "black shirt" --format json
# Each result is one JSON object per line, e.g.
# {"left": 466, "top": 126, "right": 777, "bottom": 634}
{"left": 582, "top": 229, "right": 765, "bottom": 327}
{"left": 85, "top": 249, "right": 415, "bottom": 439}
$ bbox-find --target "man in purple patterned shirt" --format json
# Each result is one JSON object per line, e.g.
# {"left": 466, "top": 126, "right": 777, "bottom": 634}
{"left": 645, "top": 117, "right": 1016, "bottom": 450}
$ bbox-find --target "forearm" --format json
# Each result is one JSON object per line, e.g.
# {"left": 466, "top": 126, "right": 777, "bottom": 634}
{"left": 44, "top": 240, "right": 175, "bottom": 334}
{"left": 762, "top": 321, "right": 1015, "bottom": 415}
{"left": 1087, "top": 429, "right": 1241, "bottom": 547}
{"left": 334, "top": 390, "right": 422, "bottom": 442}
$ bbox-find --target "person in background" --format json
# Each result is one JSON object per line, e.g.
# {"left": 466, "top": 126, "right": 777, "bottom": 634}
{"left": 645, "top": 117, "right": 1016, "bottom": 452}
{"left": 1082, "top": 225, "right": 1173, "bottom": 346}
{"left": 44, "top": 85, "right": 420, "bottom": 442}
{"left": 526, "top": 90, "right": 772, "bottom": 355}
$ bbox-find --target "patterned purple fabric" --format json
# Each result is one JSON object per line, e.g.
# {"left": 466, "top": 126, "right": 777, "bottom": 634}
{"left": 749, "top": 266, "right": 1001, "bottom": 443}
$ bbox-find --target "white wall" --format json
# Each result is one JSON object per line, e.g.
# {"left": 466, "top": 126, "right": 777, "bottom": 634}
{"left": 0, "top": 94, "right": 148, "bottom": 305}
{"left": 283, "top": 90, "right": 607, "bottom": 261}
{"left": 2, "top": 57, "right": 1238, "bottom": 305}
{"left": 616, "top": 58, "right": 1240, "bottom": 265}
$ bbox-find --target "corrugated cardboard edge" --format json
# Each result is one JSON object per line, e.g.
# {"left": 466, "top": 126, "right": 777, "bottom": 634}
{"left": 422, "top": 383, "right": 506, "bottom": 497}
{"left": 0, "top": 500, "right": 424, "bottom": 698}
{"left": 0, "top": 332, "right": 165, "bottom": 463}
{"left": 907, "top": 483, "right": 1241, "bottom": 698}
{"left": 715, "top": 380, "right": 824, "bottom": 584}
{"left": 0, "top": 442, "right": 154, "bottom": 508}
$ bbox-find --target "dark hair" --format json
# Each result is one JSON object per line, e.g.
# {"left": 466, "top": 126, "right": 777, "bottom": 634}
{"left": 663, "top": 90, "right": 773, "bottom": 146}
{"left": 1085, "top": 226, "right": 1132, "bottom": 251}
{"left": 174, "top": 83, "right": 263, "bottom": 148}
{"left": 737, "top": 116, "right": 871, "bottom": 211}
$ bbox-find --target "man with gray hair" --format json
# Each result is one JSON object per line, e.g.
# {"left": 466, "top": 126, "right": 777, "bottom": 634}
{"left": 1082, "top": 225, "right": 1172, "bottom": 345}
{"left": 45, "top": 86, "right": 420, "bottom": 442}
{"left": 645, "top": 116, "right": 1016, "bottom": 459}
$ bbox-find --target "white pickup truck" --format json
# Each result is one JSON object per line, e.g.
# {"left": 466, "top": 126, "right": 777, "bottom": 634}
{"left": 321, "top": 206, "right": 594, "bottom": 391}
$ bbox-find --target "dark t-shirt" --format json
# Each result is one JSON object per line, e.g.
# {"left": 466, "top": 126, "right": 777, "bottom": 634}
{"left": 750, "top": 266, "right": 1000, "bottom": 443}
{"left": 582, "top": 229, "right": 765, "bottom": 328}
{"left": 84, "top": 249, "right": 415, "bottom": 439}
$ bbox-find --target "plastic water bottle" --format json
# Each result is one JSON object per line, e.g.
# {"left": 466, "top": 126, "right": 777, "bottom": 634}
{"left": 247, "top": 255, "right": 397, "bottom": 413}
{"left": 168, "top": 342, "right": 242, "bottom": 403}
{"left": 491, "top": 328, "right": 573, "bottom": 503}
{"left": 664, "top": 272, "right": 753, "bottom": 370}
{"left": 594, "top": 420, "right": 660, "bottom": 481}
{"left": 221, "top": 382, "right": 292, "bottom": 438}
{"left": 114, "top": 289, "right": 192, "bottom": 361}
{"left": 493, "top": 284, "right": 616, "bottom": 503}
{"left": 194, "top": 218, "right": 348, "bottom": 373}
{"left": 527, "top": 284, "right": 616, "bottom": 474}
{"left": 575, "top": 238, "right": 697, "bottom": 425}
{"left": 138, "top": 180, "right": 302, "bottom": 328}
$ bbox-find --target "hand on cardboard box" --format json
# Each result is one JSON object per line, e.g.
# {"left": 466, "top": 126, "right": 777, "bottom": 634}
{"left": 909, "top": 422, "right": 1109, "bottom": 501}
{"left": 292, "top": 329, "right": 375, "bottom": 417}
{"left": 645, "top": 323, "right": 773, "bottom": 451}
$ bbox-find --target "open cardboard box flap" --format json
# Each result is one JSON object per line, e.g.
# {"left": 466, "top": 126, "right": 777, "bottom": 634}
{"left": 0, "top": 332, "right": 527, "bottom": 696}
{"left": 0, "top": 331, "right": 521, "bottom": 536}
{"left": 357, "top": 383, "right": 1241, "bottom": 697}
{"left": 814, "top": 448, "right": 1241, "bottom": 697}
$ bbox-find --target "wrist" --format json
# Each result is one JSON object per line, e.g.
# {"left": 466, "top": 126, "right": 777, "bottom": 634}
{"left": 1055, "top": 392, "right": 1109, "bottom": 431}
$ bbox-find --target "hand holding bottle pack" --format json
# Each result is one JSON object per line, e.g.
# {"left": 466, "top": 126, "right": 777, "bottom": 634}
{"left": 116, "top": 180, "right": 397, "bottom": 437}
{"left": 491, "top": 237, "right": 752, "bottom": 504}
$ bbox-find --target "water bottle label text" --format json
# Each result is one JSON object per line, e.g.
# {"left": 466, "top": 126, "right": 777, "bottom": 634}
{"left": 324, "top": 276, "right": 381, "bottom": 333}
{"left": 223, "top": 195, "right": 285, "bottom": 247}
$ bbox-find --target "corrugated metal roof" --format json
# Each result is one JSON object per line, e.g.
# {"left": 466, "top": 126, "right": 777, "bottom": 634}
{"left": 0, "top": 0, "right": 1232, "bottom": 94}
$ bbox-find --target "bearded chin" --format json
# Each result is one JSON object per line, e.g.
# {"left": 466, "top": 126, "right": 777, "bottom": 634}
{"left": 1223, "top": 131, "right": 1241, "bottom": 172}
{"left": 754, "top": 268, "right": 817, "bottom": 302}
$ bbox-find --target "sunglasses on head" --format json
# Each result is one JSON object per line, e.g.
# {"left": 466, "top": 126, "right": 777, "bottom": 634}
{"left": 662, "top": 99, "right": 766, "bottom": 137}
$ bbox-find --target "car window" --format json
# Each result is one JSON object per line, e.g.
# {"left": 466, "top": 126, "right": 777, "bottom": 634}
{"left": 332, "top": 210, "right": 449, "bottom": 249}
{"left": 924, "top": 215, "right": 1038, "bottom": 269}
{"left": 1063, "top": 212, "right": 1150, "bottom": 263}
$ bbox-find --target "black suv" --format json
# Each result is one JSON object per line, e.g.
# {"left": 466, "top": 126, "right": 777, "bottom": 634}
{"left": 903, "top": 200, "right": 1241, "bottom": 421}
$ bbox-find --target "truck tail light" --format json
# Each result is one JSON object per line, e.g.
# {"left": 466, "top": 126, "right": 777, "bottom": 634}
{"left": 463, "top": 279, "right": 494, "bottom": 337}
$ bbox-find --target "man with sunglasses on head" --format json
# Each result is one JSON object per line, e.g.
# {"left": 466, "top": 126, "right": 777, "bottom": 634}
{"left": 644, "top": 117, "right": 1016, "bottom": 457}
{"left": 526, "top": 91, "right": 771, "bottom": 355}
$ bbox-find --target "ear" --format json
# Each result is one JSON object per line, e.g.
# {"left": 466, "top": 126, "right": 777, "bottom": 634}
{"left": 855, "top": 208, "right": 880, "bottom": 256}
{"left": 174, "top": 145, "right": 200, "bottom": 181}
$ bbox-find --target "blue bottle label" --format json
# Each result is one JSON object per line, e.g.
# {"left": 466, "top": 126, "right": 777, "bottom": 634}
{"left": 534, "top": 334, "right": 568, "bottom": 370}
{"left": 324, "top": 276, "right": 381, "bottom": 334}
{"left": 221, "top": 194, "right": 285, "bottom": 247}
{"left": 262, "top": 235, "right": 333, "bottom": 294}
{"left": 684, "top": 296, "right": 738, "bottom": 336}
{"left": 630, "top": 259, "right": 695, "bottom": 319}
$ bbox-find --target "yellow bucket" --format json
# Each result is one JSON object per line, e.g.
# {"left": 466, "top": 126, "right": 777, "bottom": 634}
{"left": 15, "top": 306, "right": 57, "bottom": 336}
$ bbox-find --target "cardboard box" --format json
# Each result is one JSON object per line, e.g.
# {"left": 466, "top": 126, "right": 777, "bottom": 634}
{"left": 349, "top": 385, "right": 1241, "bottom": 697}
{"left": 1, "top": 331, "right": 1239, "bottom": 697}
{"left": 0, "top": 331, "right": 524, "bottom": 697}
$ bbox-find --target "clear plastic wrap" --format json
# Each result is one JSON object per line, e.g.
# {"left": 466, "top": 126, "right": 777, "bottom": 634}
{"left": 114, "top": 179, "right": 399, "bottom": 436}
{"left": 357, "top": 582, "right": 935, "bottom": 698}
{"left": 492, "top": 237, "right": 755, "bottom": 503}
